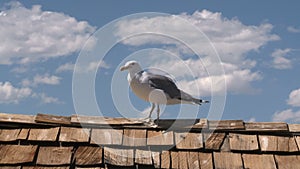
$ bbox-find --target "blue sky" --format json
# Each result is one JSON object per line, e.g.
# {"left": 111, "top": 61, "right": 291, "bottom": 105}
{"left": 0, "top": 0, "right": 300, "bottom": 123}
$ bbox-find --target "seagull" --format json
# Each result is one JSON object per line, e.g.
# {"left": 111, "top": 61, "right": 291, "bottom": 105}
{"left": 120, "top": 60, "right": 209, "bottom": 126}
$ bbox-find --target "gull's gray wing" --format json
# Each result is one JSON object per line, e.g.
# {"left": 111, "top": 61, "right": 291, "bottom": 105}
{"left": 136, "top": 71, "right": 181, "bottom": 99}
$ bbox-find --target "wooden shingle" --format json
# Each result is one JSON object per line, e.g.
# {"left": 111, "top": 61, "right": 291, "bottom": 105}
{"left": 213, "top": 152, "right": 243, "bottom": 169}
{"left": 28, "top": 127, "right": 59, "bottom": 141}
{"left": 152, "top": 151, "right": 160, "bottom": 168}
{"left": 204, "top": 133, "right": 226, "bottom": 150}
{"left": 37, "top": 146, "right": 73, "bottom": 165}
{"left": 0, "top": 129, "right": 20, "bottom": 141}
{"left": 23, "top": 167, "right": 69, "bottom": 169}
{"left": 147, "top": 130, "right": 173, "bottom": 145}
{"left": 187, "top": 152, "right": 199, "bottom": 169}
{"left": 289, "top": 124, "right": 300, "bottom": 132}
{"left": 135, "top": 149, "right": 152, "bottom": 165}
{"left": 178, "top": 151, "right": 189, "bottom": 169}
{"left": 17, "top": 128, "right": 29, "bottom": 140}
{"left": 0, "top": 113, "right": 35, "bottom": 124}
{"left": 199, "top": 153, "right": 213, "bottom": 169}
{"left": 91, "top": 129, "right": 123, "bottom": 145}
{"left": 71, "top": 115, "right": 142, "bottom": 125}
{"left": 245, "top": 122, "right": 288, "bottom": 131}
{"left": 295, "top": 136, "right": 300, "bottom": 150}
{"left": 0, "top": 167, "right": 21, "bottom": 169}
{"left": 170, "top": 151, "right": 179, "bottom": 169}
{"left": 275, "top": 155, "right": 300, "bottom": 169}
{"left": 175, "top": 132, "right": 203, "bottom": 149}
{"left": 229, "top": 133, "right": 259, "bottom": 151}
{"left": 123, "top": 129, "right": 146, "bottom": 146}
{"left": 35, "top": 113, "right": 71, "bottom": 124}
{"left": 209, "top": 120, "right": 244, "bottom": 130}
{"left": 259, "top": 135, "right": 299, "bottom": 152}
{"left": 243, "top": 154, "right": 276, "bottom": 169}
{"left": 59, "top": 127, "right": 90, "bottom": 142}
{"left": 104, "top": 147, "right": 134, "bottom": 166}
{"left": 0, "top": 145, "right": 37, "bottom": 164}
{"left": 161, "top": 151, "right": 170, "bottom": 169}
{"left": 75, "top": 146, "right": 102, "bottom": 165}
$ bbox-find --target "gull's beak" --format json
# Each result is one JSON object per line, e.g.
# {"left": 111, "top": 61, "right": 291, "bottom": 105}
{"left": 120, "top": 65, "right": 127, "bottom": 71}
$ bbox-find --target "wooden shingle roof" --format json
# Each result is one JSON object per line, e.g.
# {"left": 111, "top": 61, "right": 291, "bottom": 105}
{"left": 0, "top": 112, "right": 300, "bottom": 169}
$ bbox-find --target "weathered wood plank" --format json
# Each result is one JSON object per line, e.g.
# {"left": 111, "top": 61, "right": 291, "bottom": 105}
{"left": 179, "top": 151, "right": 189, "bottom": 169}
{"left": 188, "top": 152, "right": 200, "bottom": 169}
{"left": 220, "top": 134, "right": 230, "bottom": 152}
{"left": 71, "top": 115, "right": 142, "bottom": 125}
{"left": 199, "top": 153, "right": 213, "bottom": 169}
{"left": 275, "top": 155, "right": 300, "bottom": 169}
{"left": 0, "top": 167, "right": 21, "bottom": 169}
{"left": 259, "top": 135, "right": 299, "bottom": 152}
{"left": 0, "top": 112, "right": 35, "bottom": 124}
{"left": 245, "top": 122, "right": 288, "bottom": 131}
{"left": 91, "top": 129, "right": 123, "bottom": 145}
{"left": 175, "top": 132, "right": 203, "bottom": 149}
{"left": 59, "top": 127, "right": 90, "bottom": 142}
{"left": 170, "top": 151, "right": 179, "bottom": 169}
{"left": 123, "top": 129, "right": 146, "bottom": 146}
{"left": 204, "top": 133, "right": 226, "bottom": 150}
{"left": 28, "top": 127, "right": 59, "bottom": 141}
{"left": 135, "top": 149, "right": 152, "bottom": 165}
{"left": 152, "top": 151, "right": 160, "bottom": 168}
{"left": 23, "top": 167, "right": 69, "bottom": 169}
{"left": 104, "top": 147, "right": 134, "bottom": 166}
{"left": 147, "top": 130, "right": 174, "bottom": 145}
{"left": 37, "top": 146, "right": 73, "bottom": 165}
{"left": 0, "top": 129, "right": 20, "bottom": 141}
{"left": 17, "top": 128, "right": 29, "bottom": 140}
{"left": 35, "top": 113, "right": 71, "bottom": 124}
{"left": 0, "top": 145, "right": 37, "bottom": 164}
{"left": 289, "top": 124, "right": 300, "bottom": 132}
{"left": 209, "top": 120, "right": 245, "bottom": 130}
{"left": 243, "top": 154, "right": 276, "bottom": 169}
{"left": 213, "top": 152, "right": 243, "bottom": 169}
{"left": 75, "top": 146, "right": 102, "bottom": 165}
{"left": 295, "top": 136, "right": 300, "bottom": 150}
{"left": 229, "top": 133, "right": 259, "bottom": 151}
{"left": 161, "top": 151, "right": 170, "bottom": 169}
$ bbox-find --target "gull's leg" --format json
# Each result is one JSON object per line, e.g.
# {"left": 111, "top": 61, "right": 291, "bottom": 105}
{"left": 156, "top": 104, "right": 160, "bottom": 125}
{"left": 148, "top": 103, "right": 155, "bottom": 119}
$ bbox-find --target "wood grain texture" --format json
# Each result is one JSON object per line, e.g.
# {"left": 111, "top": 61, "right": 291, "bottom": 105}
{"left": 0, "top": 113, "right": 35, "bottom": 124}
{"left": 75, "top": 146, "right": 102, "bottom": 165}
{"left": 204, "top": 133, "right": 226, "bottom": 150}
{"left": 175, "top": 132, "right": 203, "bottom": 149}
{"left": 245, "top": 122, "right": 288, "bottom": 131}
{"left": 71, "top": 115, "right": 142, "bottom": 125}
{"left": 213, "top": 152, "right": 243, "bottom": 169}
{"left": 0, "top": 145, "right": 37, "bottom": 164}
{"left": 104, "top": 147, "right": 134, "bottom": 166}
{"left": 135, "top": 149, "right": 152, "bottom": 165}
{"left": 209, "top": 120, "right": 245, "bottom": 130}
{"left": 91, "top": 129, "right": 123, "bottom": 145}
{"left": 289, "top": 124, "right": 300, "bottom": 132}
{"left": 259, "top": 135, "right": 299, "bottom": 152}
{"left": 243, "top": 154, "right": 276, "bottom": 169}
{"left": 161, "top": 151, "right": 170, "bottom": 169}
{"left": 275, "top": 155, "right": 300, "bottom": 169}
{"left": 0, "top": 129, "right": 20, "bottom": 141}
{"left": 59, "top": 127, "right": 90, "bottom": 142}
{"left": 37, "top": 146, "right": 73, "bottom": 165}
{"left": 28, "top": 127, "right": 59, "bottom": 141}
{"left": 199, "top": 153, "right": 213, "bottom": 169}
{"left": 147, "top": 130, "right": 173, "bottom": 145}
{"left": 35, "top": 113, "right": 71, "bottom": 124}
{"left": 229, "top": 133, "right": 259, "bottom": 151}
{"left": 123, "top": 129, "right": 146, "bottom": 146}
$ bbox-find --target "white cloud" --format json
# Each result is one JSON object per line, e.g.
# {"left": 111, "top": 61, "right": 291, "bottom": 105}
{"left": 32, "top": 93, "right": 63, "bottom": 104}
{"left": 271, "top": 48, "right": 292, "bottom": 69}
{"left": 287, "top": 88, "right": 300, "bottom": 107}
{"left": 287, "top": 26, "right": 300, "bottom": 33}
{"left": 0, "top": 81, "right": 32, "bottom": 104}
{"left": 272, "top": 109, "right": 300, "bottom": 123}
{"left": 247, "top": 117, "right": 256, "bottom": 122}
{"left": 22, "top": 74, "right": 61, "bottom": 86}
{"left": 0, "top": 1, "right": 95, "bottom": 65}
{"left": 56, "top": 61, "right": 110, "bottom": 73}
{"left": 115, "top": 10, "right": 277, "bottom": 95}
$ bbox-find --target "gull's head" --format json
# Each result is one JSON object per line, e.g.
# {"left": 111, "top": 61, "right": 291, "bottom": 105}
{"left": 120, "top": 60, "right": 142, "bottom": 73}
